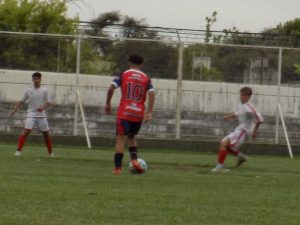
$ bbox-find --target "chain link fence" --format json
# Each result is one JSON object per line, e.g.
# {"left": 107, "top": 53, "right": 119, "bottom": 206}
{"left": 1, "top": 29, "right": 300, "bottom": 145}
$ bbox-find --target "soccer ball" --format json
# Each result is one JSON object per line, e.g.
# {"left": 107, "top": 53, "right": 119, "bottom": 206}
{"left": 129, "top": 158, "right": 147, "bottom": 174}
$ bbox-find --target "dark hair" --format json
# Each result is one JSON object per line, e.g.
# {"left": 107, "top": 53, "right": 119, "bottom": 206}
{"left": 128, "top": 54, "right": 144, "bottom": 65}
{"left": 32, "top": 72, "right": 42, "bottom": 78}
{"left": 240, "top": 86, "right": 252, "bottom": 96}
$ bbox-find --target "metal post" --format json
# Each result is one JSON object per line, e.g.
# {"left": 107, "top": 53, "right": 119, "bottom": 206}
{"left": 57, "top": 40, "right": 60, "bottom": 72}
{"left": 277, "top": 103, "right": 293, "bottom": 158}
{"left": 175, "top": 43, "right": 184, "bottom": 139}
{"left": 73, "top": 32, "right": 81, "bottom": 136}
{"left": 76, "top": 90, "right": 92, "bottom": 149}
{"left": 192, "top": 49, "right": 194, "bottom": 80}
{"left": 275, "top": 48, "right": 282, "bottom": 144}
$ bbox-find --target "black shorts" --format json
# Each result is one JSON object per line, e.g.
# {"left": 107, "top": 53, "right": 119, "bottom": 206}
{"left": 116, "top": 118, "right": 142, "bottom": 137}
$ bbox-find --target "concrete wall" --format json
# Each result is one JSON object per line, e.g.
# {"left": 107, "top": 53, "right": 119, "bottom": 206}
{"left": 1, "top": 69, "right": 300, "bottom": 144}
{"left": 1, "top": 69, "right": 300, "bottom": 118}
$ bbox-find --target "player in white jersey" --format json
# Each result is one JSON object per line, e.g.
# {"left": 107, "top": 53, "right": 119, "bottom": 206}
{"left": 212, "top": 87, "right": 263, "bottom": 172}
{"left": 10, "top": 72, "right": 54, "bottom": 157}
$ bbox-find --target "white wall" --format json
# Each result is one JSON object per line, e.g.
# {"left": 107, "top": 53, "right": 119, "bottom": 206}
{"left": 1, "top": 69, "right": 299, "bottom": 118}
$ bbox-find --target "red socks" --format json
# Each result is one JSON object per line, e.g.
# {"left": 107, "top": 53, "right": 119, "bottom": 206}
{"left": 44, "top": 135, "right": 53, "bottom": 154}
{"left": 218, "top": 149, "right": 241, "bottom": 164}
{"left": 17, "top": 134, "right": 27, "bottom": 151}
{"left": 17, "top": 130, "right": 53, "bottom": 155}
{"left": 218, "top": 149, "right": 228, "bottom": 164}
{"left": 228, "top": 149, "right": 240, "bottom": 156}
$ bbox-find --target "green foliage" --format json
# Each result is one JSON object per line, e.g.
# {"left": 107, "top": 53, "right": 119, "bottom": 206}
{"left": 275, "top": 18, "right": 300, "bottom": 36}
{"left": 183, "top": 44, "right": 249, "bottom": 82}
{"left": 261, "top": 18, "right": 300, "bottom": 83}
{"left": 0, "top": 0, "right": 99, "bottom": 74}
{"left": 205, "top": 11, "right": 217, "bottom": 43}
{"left": 87, "top": 11, "right": 177, "bottom": 78}
{"left": 0, "top": 0, "right": 75, "bottom": 33}
{"left": 110, "top": 41, "right": 178, "bottom": 78}
{"left": 195, "top": 67, "right": 223, "bottom": 81}
{"left": 294, "top": 63, "right": 300, "bottom": 75}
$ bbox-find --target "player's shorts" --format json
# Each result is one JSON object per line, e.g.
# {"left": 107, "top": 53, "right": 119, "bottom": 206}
{"left": 25, "top": 117, "right": 49, "bottom": 132}
{"left": 116, "top": 118, "right": 142, "bottom": 137}
{"left": 223, "top": 129, "right": 247, "bottom": 151}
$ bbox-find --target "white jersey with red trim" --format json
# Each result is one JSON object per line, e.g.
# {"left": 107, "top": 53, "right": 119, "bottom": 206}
{"left": 235, "top": 101, "right": 263, "bottom": 135}
{"left": 22, "top": 87, "right": 51, "bottom": 118}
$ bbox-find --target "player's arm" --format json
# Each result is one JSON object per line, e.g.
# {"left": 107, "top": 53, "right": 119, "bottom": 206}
{"left": 105, "top": 84, "right": 116, "bottom": 114}
{"left": 252, "top": 112, "right": 264, "bottom": 140}
{"left": 10, "top": 90, "right": 28, "bottom": 117}
{"left": 223, "top": 113, "right": 237, "bottom": 121}
{"left": 9, "top": 101, "right": 24, "bottom": 117}
{"left": 105, "top": 74, "right": 121, "bottom": 114}
{"left": 37, "top": 90, "right": 52, "bottom": 112}
{"left": 144, "top": 91, "right": 155, "bottom": 122}
{"left": 37, "top": 102, "right": 51, "bottom": 112}
{"left": 252, "top": 121, "right": 262, "bottom": 140}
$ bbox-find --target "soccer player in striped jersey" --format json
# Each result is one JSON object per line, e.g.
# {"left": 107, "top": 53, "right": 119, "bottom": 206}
{"left": 212, "top": 87, "right": 263, "bottom": 172}
{"left": 105, "top": 54, "right": 155, "bottom": 175}
{"left": 10, "top": 72, "right": 54, "bottom": 157}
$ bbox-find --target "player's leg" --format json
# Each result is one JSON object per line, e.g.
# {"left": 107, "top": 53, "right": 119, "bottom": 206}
{"left": 228, "top": 131, "right": 247, "bottom": 167}
{"left": 127, "top": 136, "right": 138, "bottom": 160}
{"left": 113, "top": 118, "right": 128, "bottom": 174}
{"left": 127, "top": 121, "right": 143, "bottom": 172}
{"left": 38, "top": 118, "right": 54, "bottom": 157}
{"left": 42, "top": 131, "right": 54, "bottom": 157}
{"left": 127, "top": 121, "right": 142, "bottom": 160}
{"left": 212, "top": 137, "right": 230, "bottom": 172}
{"left": 127, "top": 136, "right": 144, "bottom": 172}
{"left": 227, "top": 149, "right": 247, "bottom": 167}
{"left": 15, "top": 128, "right": 31, "bottom": 156}
{"left": 15, "top": 118, "right": 34, "bottom": 156}
{"left": 235, "top": 152, "right": 247, "bottom": 167}
{"left": 113, "top": 135, "right": 126, "bottom": 174}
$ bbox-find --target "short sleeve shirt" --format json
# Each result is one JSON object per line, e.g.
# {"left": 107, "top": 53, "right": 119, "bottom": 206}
{"left": 235, "top": 102, "right": 263, "bottom": 134}
{"left": 112, "top": 69, "right": 154, "bottom": 122}
{"left": 22, "top": 87, "right": 51, "bottom": 118}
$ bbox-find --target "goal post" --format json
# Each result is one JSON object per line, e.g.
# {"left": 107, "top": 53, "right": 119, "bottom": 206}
{"left": 277, "top": 103, "right": 293, "bottom": 159}
{"left": 76, "top": 90, "right": 92, "bottom": 149}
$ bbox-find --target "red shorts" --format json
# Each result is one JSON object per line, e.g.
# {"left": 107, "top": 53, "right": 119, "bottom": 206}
{"left": 116, "top": 118, "right": 142, "bottom": 137}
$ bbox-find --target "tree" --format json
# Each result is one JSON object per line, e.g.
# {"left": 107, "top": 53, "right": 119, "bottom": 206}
{"left": 295, "top": 64, "right": 300, "bottom": 75}
{"left": 261, "top": 18, "right": 300, "bottom": 83}
{"left": 86, "top": 11, "right": 178, "bottom": 78}
{"left": 205, "top": 11, "right": 217, "bottom": 43}
{"left": 262, "top": 18, "right": 300, "bottom": 47}
{"left": 0, "top": 0, "right": 98, "bottom": 74}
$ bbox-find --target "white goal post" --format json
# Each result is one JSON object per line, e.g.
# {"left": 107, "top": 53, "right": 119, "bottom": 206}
{"left": 277, "top": 103, "right": 293, "bottom": 159}
{"left": 76, "top": 90, "right": 92, "bottom": 149}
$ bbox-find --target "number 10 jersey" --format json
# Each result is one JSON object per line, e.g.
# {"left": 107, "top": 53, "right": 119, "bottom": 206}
{"left": 111, "top": 69, "right": 154, "bottom": 122}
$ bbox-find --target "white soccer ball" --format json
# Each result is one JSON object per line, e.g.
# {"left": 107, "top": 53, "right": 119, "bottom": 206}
{"left": 129, "top": 158, "right": 147, "bottom": 174}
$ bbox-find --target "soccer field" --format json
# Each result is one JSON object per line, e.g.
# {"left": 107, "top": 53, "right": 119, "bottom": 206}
{"left": 0, "top": 143, "right": 299, "bottom": 225}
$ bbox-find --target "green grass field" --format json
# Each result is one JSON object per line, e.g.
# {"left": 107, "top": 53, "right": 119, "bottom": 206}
{"left": 0, "top": 143, "right": 299, "bottom": 225}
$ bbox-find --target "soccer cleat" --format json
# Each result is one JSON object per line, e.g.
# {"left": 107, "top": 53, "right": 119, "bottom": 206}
{"left": 15, "top": 150, "right": 22, "bottom": 156}
{"left": 211, "top": 164, "right": 230, "bottom": 173}
{"left": 211, "top": 167, "right": 230, "bottom": 173}
{"left": 112, "top": 167, "right": 122, "bottom": 175}
{"left": 236, "top": 154, "right": 247, "bottom": 167}
{"left": 49, "top": 153, "right": 55, "bottom": 158}
{"left": 131, "top": 159, "right": 144, "bottom": 173}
